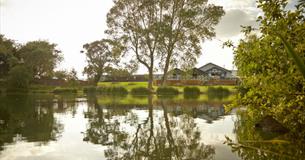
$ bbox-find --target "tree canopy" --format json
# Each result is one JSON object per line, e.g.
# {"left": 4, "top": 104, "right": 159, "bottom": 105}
{"left": 0, "top": 35, "right": 18, "bottom": 78}
{"left": 106, "top": 0, "right": 224, "bottom": 89}
{"left": 230, "top": 0, "right": 305, "bottom": 137}
{"left": 82, "top": 39, "right": 123, "bottom": 83}
{"left": 19, "top": 41, "right": 62, "bottom": 79}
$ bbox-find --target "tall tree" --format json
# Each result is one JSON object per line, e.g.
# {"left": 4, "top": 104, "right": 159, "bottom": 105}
{"left": 106, "top": 0, "right": 224, "bottom": 89}
{"left": 106, "top": 0, "right": 164, "bottom": 91}
{"left": 82, "top": 39, "right": 122, "bottom": 84}
{"left": 19, "top": 41, "right": 62, "bottom": 79}
{"left": 158, "top": 0, "right": 224, "bottom": 85}
{"left": 0, "top": 35, "right": 18, "bottom": 78}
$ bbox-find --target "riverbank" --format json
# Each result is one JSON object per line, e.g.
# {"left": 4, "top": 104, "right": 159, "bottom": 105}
{"left": 1, "top": 82, "right": 237, "bottom": 95}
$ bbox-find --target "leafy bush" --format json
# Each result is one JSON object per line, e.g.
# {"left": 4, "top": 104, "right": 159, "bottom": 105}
{"left": 97, "top": 86, "right": 128, "bottom": 95}
{"left": 207, "top": 86, "right": 230, "bottom": 94}
{"left": 130, "top": 87, "right": 150, "bottom": 95}
{"left": 53, "top": 88, "right": 77, "bottom": 94}
{"left": 207, "top": 86, "right": 230, "bottom": 100}
{"left": 184, "top": 87, "right": 201, "bottom": 95}
{"left": 83, "top": 86, "right": 97, "bottom": 94}
{"left": 156, "top": 87, "right": 179, "bottom": 95}
{"left": 7, "top": 65, "right": 32, "bottom": 92}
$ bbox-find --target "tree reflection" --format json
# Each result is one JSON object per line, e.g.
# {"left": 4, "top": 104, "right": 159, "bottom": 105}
{"left": 0, "top": 95, "right": 63, "bottom": 150}
{"left": 225, "top": 110, "right": 305, "bottom": 160}
{"left": 84, "top": 95, "right": 215, "bottom": 160}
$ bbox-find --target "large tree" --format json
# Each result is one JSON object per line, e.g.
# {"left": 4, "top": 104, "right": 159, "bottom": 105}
{"left": 0, "top": 35, "right": 18, "bottom": 78}
{"left": 106, "top": 0, "right": 163, "bottom": 91}
{"left": 19, "top": 41, "right": 62, "bottom": 79}
{"left": 82, "top": 39, "right": 122, "bottom": 84}
{"left": 230, "top": 0, "right": 305, "bottom": 137}
{"left": 106, "top": 0, "right": 224, "bottom": 89}
{"left": 157, "top": 0, "right": 224, "bottom": 85}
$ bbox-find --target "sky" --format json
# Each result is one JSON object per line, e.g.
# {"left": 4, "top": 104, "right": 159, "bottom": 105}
{"left": 0, "top": 0, "right": 298, "bottom": 78}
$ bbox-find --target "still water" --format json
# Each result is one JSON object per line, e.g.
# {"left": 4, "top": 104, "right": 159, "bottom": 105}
{"left": 0, "top": 94, "right": 304, "bottom": 160}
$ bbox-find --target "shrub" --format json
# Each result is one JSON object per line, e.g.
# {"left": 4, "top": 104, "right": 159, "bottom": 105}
{"left": 97, "top": 86, "right": 128, "bottom": 95}
{"left": 207, "top": 86, "right": 230, "bottom": 99}
{"left": 207, "top": 86, "right": 230, "bottom": 94}
{"left": 53, "top": 88, "right": 77, "bottom": 94}
{"left": 83, "top": 86, "right": 97, "bottom": 94}
{"left": 130, "top": 87, "right": 150, "bottom": 95}
{"left": 7, "top": 65, "right": 32, "bottom": 92}
{"left": 156, "top": 87, "right": 179, "bottom": 95}
{"left": 184, "top": 87, "right": 201, "bottom": 95}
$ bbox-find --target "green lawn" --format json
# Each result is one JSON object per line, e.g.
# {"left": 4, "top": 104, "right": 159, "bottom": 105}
{"left": 97, "top": 81, "right": 237, "bottom": 93}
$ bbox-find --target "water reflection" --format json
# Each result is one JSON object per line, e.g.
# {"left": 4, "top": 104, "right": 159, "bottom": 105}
{"left": 0, "top": 95, "right": 63, "bottom": 151}
{"left": 0, "top": 93, "right": 302, "bottom": 160}
{"left": 224, "top": 110, "right": 305, "bottom": 160}
{"left": 84, "top": 95, "right": 216, "bottom": 159}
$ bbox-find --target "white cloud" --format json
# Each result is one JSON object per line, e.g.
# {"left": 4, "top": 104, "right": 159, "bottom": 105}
{"left": 215, "top": 9, "right": 259, "bottom": 38}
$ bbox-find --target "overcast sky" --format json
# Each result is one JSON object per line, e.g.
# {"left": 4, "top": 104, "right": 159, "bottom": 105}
{"left": 0, "top": 0, "right": 298, "bottom": 78}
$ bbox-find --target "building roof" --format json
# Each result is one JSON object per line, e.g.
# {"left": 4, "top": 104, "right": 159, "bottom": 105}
{"left": 191, "top": 68, "right": 207, "bottom": 75}
{"left": 198, "top": 63, "right": 232, "bottom": 73}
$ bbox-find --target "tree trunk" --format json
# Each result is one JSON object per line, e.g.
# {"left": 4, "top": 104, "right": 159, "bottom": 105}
{"left": 161, "top": 51, "right": 172, "bottom": 86}
{"left": 148, "top": 67, "right": 154, "bottom": 92}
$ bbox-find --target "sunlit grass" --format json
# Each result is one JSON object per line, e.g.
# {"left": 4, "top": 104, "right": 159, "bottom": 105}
{"left": 97, "top": 81, "right": 237, "bottom": 93}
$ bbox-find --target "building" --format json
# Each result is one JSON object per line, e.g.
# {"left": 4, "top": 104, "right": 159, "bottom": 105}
{"left": 163, "top": 63, "right": 235, "bottom": 80}
{"left": 198, "top": 63, "right": 233, "bottom": 79}
{"left": 100, "top": 63, "right": 238, "bottom": 82}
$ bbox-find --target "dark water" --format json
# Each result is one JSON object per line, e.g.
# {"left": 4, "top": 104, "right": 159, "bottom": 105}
{"left": 0, "top": 94, "right": 304, "bottom": 160}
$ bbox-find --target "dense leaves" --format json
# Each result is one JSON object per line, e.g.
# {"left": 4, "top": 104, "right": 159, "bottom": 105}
{"left": 19, "top": 41, "right": 62, "bottom": 78}
{"left": 231, "top": 0, "right": 305, "bottom": 137}
{"left": 0, "top": 35, "right": 18, "bottom": 78}
{"left": 7, "top": 65, "right": 33, "bottom": 92}
{"left": 82, "top": 39, "right": 123, "bottom": 83}
{"left": 106, "top": 0, "right": 224, "bottom": 89}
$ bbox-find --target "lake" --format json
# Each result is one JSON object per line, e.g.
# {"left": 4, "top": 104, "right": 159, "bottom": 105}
{"left": 0, "top": 94, "right": 304, "bottom": 160}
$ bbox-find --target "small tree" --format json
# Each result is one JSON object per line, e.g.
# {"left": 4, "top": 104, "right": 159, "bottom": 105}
{"left": 7, "top": 65, "right": 32, "bottom": 91}
{"left": 82, "top": 39, "right": 122, "bottom": 84}
{"left": 66, "top": 69, "right": 79, "bottom": 87}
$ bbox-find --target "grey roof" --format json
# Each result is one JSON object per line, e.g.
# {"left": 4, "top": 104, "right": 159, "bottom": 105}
{"left": 198, "top": 63, "right": 232, "bottom": 73}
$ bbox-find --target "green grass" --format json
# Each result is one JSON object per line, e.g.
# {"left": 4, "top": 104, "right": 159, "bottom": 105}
{"left": 98, "top": 81, "right": 237, "bottom": 93}
{"left": 98, "top": 82, "right": 148, "bottom": 92}
{"left": 130, "top": 87, "right": 151, "bottom": 95}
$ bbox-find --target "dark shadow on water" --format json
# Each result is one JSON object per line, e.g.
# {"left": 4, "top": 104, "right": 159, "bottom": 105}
{"left": 0, "top": 94, "right": 64, "bottom": 151}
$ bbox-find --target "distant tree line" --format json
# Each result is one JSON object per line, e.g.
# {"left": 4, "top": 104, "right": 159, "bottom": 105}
{"left": 0, "top": 35, "right": 77, "bottom": 91}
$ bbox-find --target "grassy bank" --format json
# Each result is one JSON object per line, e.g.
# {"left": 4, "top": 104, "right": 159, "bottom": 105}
{"left": 1, "top": 82, "right": 237, "bottom": 95}
{"left": 97, "top": 82, "right": 237, "bottom": 93}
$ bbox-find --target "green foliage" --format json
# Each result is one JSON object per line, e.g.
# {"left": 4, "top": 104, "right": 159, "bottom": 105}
{"left": 66, "top": 69, "right": 79, "bottom": 87}
{"left": 7, "top": 65, "right": 32, "bottom": 92}
{"left": 52, "top": 88, "right": 77, "bottom": 94}
{"left": 83, "top": 86, "right": 97, "bottom": 94}
{"left": 231, "top": 0, "right": 305, "bottom": 137}
{"left": 0, "top": 35, "right": 18, "bottom": 78}
{"left": 130, "top": 87, "right": 151, "bottom": 95}
{"left": 207, "top": 86, "right": 230, "bottom": 100}
{"left": 82, "top": 39, "right": 122, "bottom": 83}
{"left": 106, "top": 0, "right": 224, "bottom": 88}
{"left": 184, "top": 87, "right": 201, "bottom": 95}
{"left": 19, "top": 40, "right": 62, "bottom": 78}
{"left": 156, "top": 87, "right": 179, "bottom": 95}
{"left": 278, "top": 34, "right": 305, "bottom": 79}
{"left": 97, "top": 86, "right": 128, "bottom": 95}
{"left": 53, "top": 70, "right": 69, "bottom": 80}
